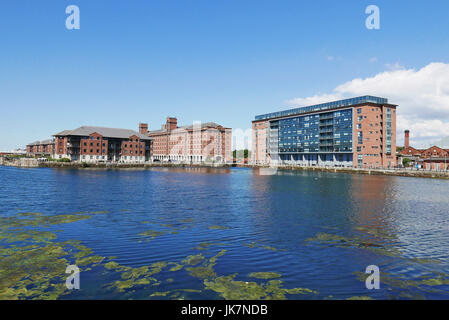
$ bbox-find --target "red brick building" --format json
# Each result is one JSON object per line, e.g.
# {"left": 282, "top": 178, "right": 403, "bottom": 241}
{"left": 26, "top": 139, "right": 55, "bottom": 158}
{"left": 148, "top": 117, "right": 232, "bottom": 163}
{"left": 398, "top": 130, "right": 449, "bottom": 170}
{"left": 53, "top": 125, "right": 152, "bottom": 163}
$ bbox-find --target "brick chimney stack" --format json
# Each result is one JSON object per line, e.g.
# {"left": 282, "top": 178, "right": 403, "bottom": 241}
{"left": 139, "top": 123, "right": 149, "bottom": 135}
{"left": 404, "top": 130, "right": 410, "bottom": 148}
{"left": 166, "top": 117, "right": 178, "bottom": 131}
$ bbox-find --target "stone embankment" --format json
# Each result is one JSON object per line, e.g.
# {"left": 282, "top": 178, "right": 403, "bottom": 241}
{"left": 37, "top": 161, "right": 232, "bottom": 169}
{"left": 236, "top": 163, "right": 449, "bottom": 180}
{"left": 2, "top": 157, "right": 449, "bottom": 180}
{"left": 0, "top": 157, "right": 39, "bottom": 167}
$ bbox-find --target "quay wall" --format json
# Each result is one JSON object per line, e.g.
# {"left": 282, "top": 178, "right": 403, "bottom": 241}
{"left": 2, "top": 157, "right": 449, "bottom": 180}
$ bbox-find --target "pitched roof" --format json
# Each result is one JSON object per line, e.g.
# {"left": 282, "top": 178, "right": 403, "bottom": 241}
{"left": 27, "top": 141, "right": 41, "bottom": 146}
{"left": 27, "top": 139, "right": 54, "bottom": 146}
{"left": 399, "top": 146, "right": 422, "bottom": 156}
{"left": 148, "top": 122, "right": 230, "bottom": 136}
{"left": 53, "top": 126, "right": 151, "bottom": 140}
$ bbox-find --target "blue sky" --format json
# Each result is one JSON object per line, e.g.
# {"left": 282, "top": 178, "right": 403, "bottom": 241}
{"left": 1, "top": 0, "right": 449, "bottom": 150}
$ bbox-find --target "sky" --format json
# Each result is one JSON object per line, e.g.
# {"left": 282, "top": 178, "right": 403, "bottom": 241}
{"left": 1, "top": 0, "right": 449, "bottom": 151}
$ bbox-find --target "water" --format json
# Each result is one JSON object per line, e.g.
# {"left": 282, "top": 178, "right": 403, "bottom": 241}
{"left": 1, "top": 165, "right": 449, "bottom": 300}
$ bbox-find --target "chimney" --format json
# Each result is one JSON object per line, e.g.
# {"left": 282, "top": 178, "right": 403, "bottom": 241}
{"left": 404, "top": 130, "right": 410, "bottom": 148}
{"left": 139, "top": 123, "right": 149, "bottom": 135}
{"left": 166, "top": 117, "right": 178, "bottom": 131}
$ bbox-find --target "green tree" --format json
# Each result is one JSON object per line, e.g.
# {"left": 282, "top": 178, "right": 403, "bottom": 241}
{"left": 402, "top": 158, "right": 411, "bottom": 167}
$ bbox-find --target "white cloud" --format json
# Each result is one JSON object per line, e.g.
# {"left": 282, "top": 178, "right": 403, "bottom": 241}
{"left": 287, "top": 62, "right": 449, "bottom": 148}
{"left": 369, "top": 57, "right": 378, "bottom": 63}
{"left": 327, "top": 56, "right": 335, "bottom": 61}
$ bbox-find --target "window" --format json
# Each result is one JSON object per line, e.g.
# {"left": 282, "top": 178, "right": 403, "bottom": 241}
{"left": 357, "top": 108, "right": 362, "bottom": 114}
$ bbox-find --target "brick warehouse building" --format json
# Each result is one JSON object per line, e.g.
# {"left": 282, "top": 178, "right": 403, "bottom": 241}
{"left": 252, "top": 96, "right": 397, "bottom": 168}
{"left": 148, "top": 117, "right": 232, "bottom": 163}
{"left": 399, "top": 130, "right": 449, "bottom": 171}
{"left": 26, "top": 139, "right": 55, "bottom": 158}
{"left": 53, "top": 125, "right": 152, "bottom": 163}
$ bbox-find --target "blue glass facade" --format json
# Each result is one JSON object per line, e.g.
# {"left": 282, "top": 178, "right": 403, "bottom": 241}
{"left": 253, "top": 95, "right": 396, "bottom": 167}
{"left": 274, "top": 109, "right": 353, "bottom": 155}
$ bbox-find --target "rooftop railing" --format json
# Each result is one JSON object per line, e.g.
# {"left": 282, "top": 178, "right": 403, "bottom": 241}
{"left": 255, "top": 96, "right": 388, "bottom": 121}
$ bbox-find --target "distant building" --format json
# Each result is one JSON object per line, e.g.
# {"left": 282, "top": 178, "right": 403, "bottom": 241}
{"left": 148, "top": 117, "right": 232, "bottom": 163}
{"left": 252, "top": 96, "right": 397, "bottom": 168}
{"left": 53, "top": 125, "right": 152, "bottom": 163}
{"left": 0, "top": 149, "right": 27, "bottom": 156}
{"left": 398, "top": 130, "right": 449, "bottom": 170}
{"left": 26, "top": 139, "right": 55, "bottom": 158}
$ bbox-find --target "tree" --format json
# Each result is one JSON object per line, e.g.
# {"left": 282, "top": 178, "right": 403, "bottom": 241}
{"left": 232, "top": 149, "right": 250, "bottom": 159}
{"left": 402, "top": 157, "right": 411, "bottom": 167}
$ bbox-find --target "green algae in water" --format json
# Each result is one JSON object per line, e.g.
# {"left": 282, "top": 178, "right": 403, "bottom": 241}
{"left": 73, "top": 246, "right": 94, "bottom": 259}
{"left": 242, "top": 241, "right": 284, "bottom": 252}
{"left": 76, "top": 255, "right": 105, "bottom": 267}
{"left": 204, "top": 274, "right": 316, "bottom": 300}
{"left": 185, "top": 250, "right": 226, "bottom": 280}
{"left": 138, "top": 230, "right": 165, "bottom": 241}
{"left": 0, "top": 243, "right": 71, "bottom": 299}
{"left": 187, "top": 266, "right": 217, "bottom": 279}
{"left": 347, "top": 296, "right": 374, "bottom": 300}
{"left": 209, "top": 249, "right": 226, "bottom": 264}
{"left": 305, "top": 232, "right": 403, "bottom": 258}
{"left": 104, "top": 261, "right": 121, "bottom": 270}
{"left": 208, "top": 225, "right": 230, "bottom": 230}
{"left": 249, "top": 272, "right": 282, "bottom": 280}
{"left": 194, "top": 242, "right": 228, "bottom": 251}
{"left": 89, "top": 211, "right": 109, "bottom": 214}
{"left": 0, "top": 213, "right": 92, "bottom": 230}
{"left": 150, "top": 291, "right": 170, "bottom": 297}
{"left": 0, "top": 212, "right": 112, "bottom": 299}
{"left": 169, "top": 263, "right": 184, "bottom": 272}
{"left": 182, "top": 254, "right": 205, "bottom": 266}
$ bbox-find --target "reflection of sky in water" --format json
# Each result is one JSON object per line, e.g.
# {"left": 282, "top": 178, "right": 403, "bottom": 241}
{"left": 1, "top": 166, "right": 449, "bottom": 299}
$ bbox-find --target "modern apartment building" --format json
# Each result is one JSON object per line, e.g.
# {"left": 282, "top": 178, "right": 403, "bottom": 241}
{"left": 148, "top": 117, "right": 232, "bottom": 163}
{"left": 26, "top": 139, "right": 55, "bottom": 157}
{"left": 53, "top": 125, "right": 152, "bottom": 163}
{"left": 252, "top": 96, "right": 397, "bottom": 168}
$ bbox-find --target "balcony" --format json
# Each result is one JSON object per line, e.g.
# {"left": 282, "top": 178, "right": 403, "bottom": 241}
{"left": 320, "top": 143, "right": 334, "bottom": 147}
